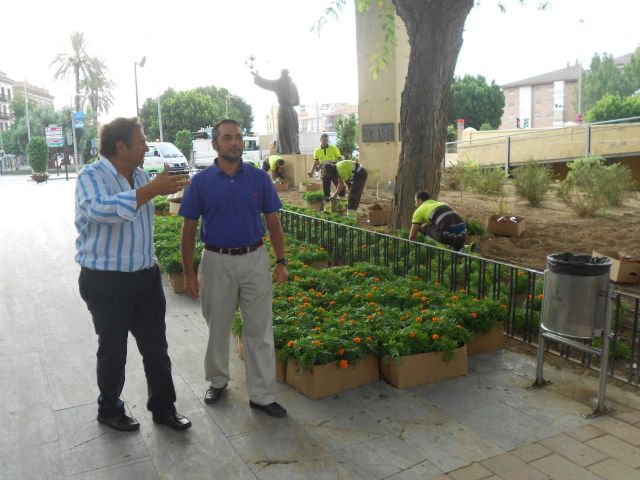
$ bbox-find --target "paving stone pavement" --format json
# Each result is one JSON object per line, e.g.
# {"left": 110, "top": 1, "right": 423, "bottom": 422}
{"left": 1, "top": 175, "right": 639, "bottom": 480}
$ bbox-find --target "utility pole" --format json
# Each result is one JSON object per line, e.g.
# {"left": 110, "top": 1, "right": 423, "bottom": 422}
{"left": 24, "top": 80, "right": 31, "bottom": 141}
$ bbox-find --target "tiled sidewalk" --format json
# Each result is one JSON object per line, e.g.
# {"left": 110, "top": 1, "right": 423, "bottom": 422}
{"left": 1, "top": 176, "right": 639, "bottom": 480}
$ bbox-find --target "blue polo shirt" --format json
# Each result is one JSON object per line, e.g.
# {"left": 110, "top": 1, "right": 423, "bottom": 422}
{"left": 179, "top": 160, "right": 282, "bottom": 248}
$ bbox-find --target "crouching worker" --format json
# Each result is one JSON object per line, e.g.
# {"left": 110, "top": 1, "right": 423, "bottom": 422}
{"left": 409, "top": 191, "right": 468, "bottom": 251}
{"left": 262, "top": 155, "right": 286, "bottom": 182}
{"left": 320, "top": 160, "right": 367, "bottom": 217}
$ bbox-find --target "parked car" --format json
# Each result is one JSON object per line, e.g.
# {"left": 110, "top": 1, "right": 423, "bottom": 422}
{"left": 143, "top": 142, "right": 190, "bottom": 176}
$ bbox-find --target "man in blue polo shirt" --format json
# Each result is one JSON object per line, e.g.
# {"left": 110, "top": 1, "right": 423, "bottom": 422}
{"left": 179, "top": 119, "right": 289, "bottom": 418}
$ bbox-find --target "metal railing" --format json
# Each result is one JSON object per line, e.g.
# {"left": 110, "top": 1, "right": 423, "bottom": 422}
{"left": 279, "top": 209, "right": 640, "bottom": 386}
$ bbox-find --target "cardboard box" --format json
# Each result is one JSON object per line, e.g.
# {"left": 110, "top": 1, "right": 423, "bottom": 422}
{"left": 380, "top": 345, "right": 467, "bottom": 388}
{"left": 466, "top": 323, "right": 504, "bottom": 355}
{"left": 592, "top": 250, "right": 640, "bottom": 284}
{"left": 274, "top": 182, "right": 289, "bottom": 192}
{"left": 368, "top": 208, "right": 392, "bottom": 226}
{"left": 286, "top": 355, "right": 379, "bottom": 400}
{"left": 167, "top": 272, "right": 185, "bottom": 294}
{"left": 486, "top": 214, "right": 525, "bottom": 237}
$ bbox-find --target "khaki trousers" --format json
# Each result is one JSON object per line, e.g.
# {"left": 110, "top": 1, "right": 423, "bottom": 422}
{"left": 198, "top": 246, "right": 276, "bottom": 404}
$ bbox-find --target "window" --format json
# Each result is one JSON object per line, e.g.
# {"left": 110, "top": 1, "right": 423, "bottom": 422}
{"left": 8, "top": 88, "right": 11, "bottom": 100}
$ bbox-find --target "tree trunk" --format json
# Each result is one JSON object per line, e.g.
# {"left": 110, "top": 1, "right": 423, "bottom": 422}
{"left": 391, "top": 0, "right": 473, "bottom": 230}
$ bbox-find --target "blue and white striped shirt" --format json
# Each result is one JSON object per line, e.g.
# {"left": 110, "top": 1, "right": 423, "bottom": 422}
{"left": 75, "top": 157, "right": 156, "bottom": 272}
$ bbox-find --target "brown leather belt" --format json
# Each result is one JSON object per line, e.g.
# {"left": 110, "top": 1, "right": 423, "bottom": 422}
{"left": 205, "top": 240, "right": 263, "bottom": 255}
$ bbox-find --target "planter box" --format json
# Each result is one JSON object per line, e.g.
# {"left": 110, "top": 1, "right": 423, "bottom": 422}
{"left": 306, "top": 201, "right": 324, "bottom": 211}
{"left": 466, "top": 323, "right": 504, "bottom": 355}
{"left": 299, "top": 182, "right": 322, "bottom": 192}
{"left": 486, "top": 214, "right": 525, "bottom": 237}
{"left": 286, "top": 354, "right": 379, "bottom": 400}
{"left": 167, "top": 272, "right": 185, "bottom": 294}
{"left": 380, "top": 345, "right": 468, "bottom": 389}
{"left": 593, "top": 250, "right": 640, "bottom": 284}
{"left": 168, "top": 202, "right": 181, "bottom": 215}
{"left": 236, "top": 337, "right": 286, "bottom": 383}
{"left": 274, "top": 182, "right": 289, "bottom": 192}
{"left": 368, "top": 209, "right": 391, "bottom": 226}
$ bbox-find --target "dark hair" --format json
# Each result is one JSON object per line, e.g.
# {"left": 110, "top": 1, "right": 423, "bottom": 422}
{"left": 415, "top": 191, "right": 430, "bottom": 202}
{"left": 320, "top": 162, "right": 337, "bottom": 179}
{"left": 276, "top": 158, "right": 284, "bottom": 166}
{"left": 212, "top": 119, "right": 241, "bottom": 141}
{"left": 99, "top": 117, "right": 142, "bottom": 158}
{"left": 320, "top": 133, "right": 329, "bottom": 139}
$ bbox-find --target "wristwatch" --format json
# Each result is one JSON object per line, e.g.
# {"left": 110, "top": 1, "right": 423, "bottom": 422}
{"left": 276, "top": 257, "right": 288, "bottom": 266}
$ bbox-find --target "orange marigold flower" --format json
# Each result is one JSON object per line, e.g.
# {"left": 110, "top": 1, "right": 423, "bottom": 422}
{"left": 432, "top": 334, "right": 440, "bottom": 340}
{"left": 456, "top": 324, "right": 462, "bottom": 329}
{"left": 338, "top": 347, "right": 345, "bottom": 356}
{"left": 368, "top": 301, "right": 376, "bottom": 306}
{"left": 432, "top": 317, "right": 441, "bottom": 323}
{"left": 528, "top": 294, "right": 533, "bottom": 300}
{"left": 501, "top": 304, "right": 507, "bottom": 310}
{"left": 329, "top": 300, "right": 336, "bottom": 306}
{"left": 371, "top": 286, "right": 378, "bottom": 291}
{"left": 314, "top": 326, "right": 321, "bottom": 331}
{"left": 316, "top": 292, "right": 323, "bottom": 298}
{"left": 408, "top": 332, "right": 416, "bottom": 338}
{"left": 339, "top": 318, "right": 345, "bottom": 323}
{"left": 412, "top": 292, "right": 421, "bottom": 299}
{"left": 359, "top": 272, "right": 366, "bottom": 277}
{"left": 293, "top": 275, "right": 300, "bottom": 281}
{"left": 420, "top": 309, "right": 427, "bottom": 314}
{"left": 421, "top": 296, "right": 428, "bottom": 302}
{"left": 366, "top": 293, "right": 373, "bottom": 299}
{"left": 340, "top": 359, "right": 349, "bottom": 369}
{"left": 287, "top": 296, "right": 295, "bottom": 302}
{"left": 309, "top": 288, "right": 315, "bottom": 292}
{"left": 297, "top": 312, "right": 304, "bottom": 317}
{"left": 376, "top": 311, "right": 382, "bottom": 317}
{"left": 537, "top": 293, "right": 543, "bottom": 300}
{"left": 470, "top": 312, "right": 478, "bottom": 319}
{"left": 353, "top": 337, "right": 361, "bottom": 343}
{"left": 459, "top": 288, "right": 466, "bottom": 293}
{"left": 416, "top": 317, "right": 423, "bottom": 322}
{"left": 287, "top": 340, "right": 295, "bottom": 347}
{"left": 352, "top": 271, "right": 359, "bottom": 276}
{"left": 518, "top": 271, "right": 525, "bottom": 277}
{"left": 313, "top": 340, "right": 321, "bottom": 347}
{"left": 354, "top": 293, "right": 361, "bottom": 299}
{"left": 367, "top": 315, "right": 373, "bottom": 320}
{"left": 366, "top": 336, "right": 372, "bottom": 342}
{"left": 451, "top": 295, "right": 460, "bottom": 301}
{"left": 373, "top": 277, "right": 381, "bottom": 282}
{"left": 318, "top": 307, "right": 325, "bottom": 313}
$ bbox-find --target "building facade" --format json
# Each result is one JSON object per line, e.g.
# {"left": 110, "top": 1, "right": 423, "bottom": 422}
{"left": 0, "top": 71, "right": 14, "bottom": 133}
{"left": 13, "top": 81, "right": 55, "bottom": 108}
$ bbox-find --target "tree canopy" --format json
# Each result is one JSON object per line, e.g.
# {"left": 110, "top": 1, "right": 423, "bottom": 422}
{"left": 139, "top": 86, "right": 253, "bottom": 143}
{"left": 449, "top": 75, "right": 504, "bottom": 130}
{"left": 586, "top": 94, "right": 640, "bottom": 123}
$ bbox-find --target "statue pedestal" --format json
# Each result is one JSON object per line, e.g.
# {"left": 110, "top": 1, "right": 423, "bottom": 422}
{"left": 280, "top": 154, "right": 314, "bottom": 187}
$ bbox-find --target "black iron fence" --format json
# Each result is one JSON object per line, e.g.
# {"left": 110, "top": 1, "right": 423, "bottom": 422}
{"left": 279, "top": 209, "right": 640, "bottom": 386}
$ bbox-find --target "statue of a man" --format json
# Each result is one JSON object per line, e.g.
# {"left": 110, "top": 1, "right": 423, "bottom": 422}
{"left": 252, "top": 69, "right": 300, "bottom": 155}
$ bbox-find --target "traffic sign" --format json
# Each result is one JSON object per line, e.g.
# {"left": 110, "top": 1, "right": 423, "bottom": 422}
{"left": 72, "top": 111, "right": 85, "bottom": 129}
{"left": 45, "top": 125, "right": 64, "bottom": 147}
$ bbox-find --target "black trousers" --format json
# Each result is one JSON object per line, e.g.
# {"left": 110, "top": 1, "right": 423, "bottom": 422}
{"left": 347, "top": 168, "right": 368, "bottom": 210}
{"left": 78, "top": 265, "right": 176, "bottom": 417}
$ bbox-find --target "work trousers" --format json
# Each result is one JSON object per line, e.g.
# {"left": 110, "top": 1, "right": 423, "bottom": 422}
{"left": 199, "top": 246, "right": 277, "bottom": 405}
{"left": 78, "top": 265, "right": 176, "bottom": 417}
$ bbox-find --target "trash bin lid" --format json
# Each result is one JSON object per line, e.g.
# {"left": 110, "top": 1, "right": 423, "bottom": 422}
{"left": 547, "top": 252, "right": 611, "bottom": 276}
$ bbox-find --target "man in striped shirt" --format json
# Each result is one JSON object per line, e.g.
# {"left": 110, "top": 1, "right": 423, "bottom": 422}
{"left": 75, "top": 117, "right": 192, "bottom": 432}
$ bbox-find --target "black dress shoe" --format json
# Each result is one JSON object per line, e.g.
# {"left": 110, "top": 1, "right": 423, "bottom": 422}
{"left": 152, "top": 412, "right": 192, "bottom": 431}
{"left": 249, "top": 401, "right": 287, "bottom": 418}
{"left": 204, "top": 384, "right": 227, "bottom": 404}
{"left": 97, "top": 412, "right": 140, "bottom": 432}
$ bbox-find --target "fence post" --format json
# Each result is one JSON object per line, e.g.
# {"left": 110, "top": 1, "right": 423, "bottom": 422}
{"left": 585, "top": 124, "right": 591, "bottom": 157}
{"left": 505, "top": 136, "right": 511, "bottom": 172}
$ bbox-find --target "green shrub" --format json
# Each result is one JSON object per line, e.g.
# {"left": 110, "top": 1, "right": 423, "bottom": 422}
{"left": 153, "top": 195, "right": 170, "bottom": 214}
{"left": 302, "top": 190, "right": 325, "bottom": 203}
{"left": 472, "top": 167, "right": 507, "bottom": 213}
{"left": 513, "top": 161, "right": 551, "bottom": 206}
{"left": 446, "top": 124, "right": 457, "bottom": 143}
{"left": 465, "top": 219, "right": 485, "bottom": 236}
{"left": 442, "top": 160, "right": 479, "bottom": 192}
{"left": 27, "top": 137, "right": 49, "bottom": 174}
{"left": 175, "top": 129, "right": 193, "bottom": 161}
{"left": 479, "top": 122, "right": 493, "bottom": 131}
{"left": 557, "top": 156, "right": 611, "bottom": 217}
{"left": 600, "top": 163, "right": 636, "bottom": 206}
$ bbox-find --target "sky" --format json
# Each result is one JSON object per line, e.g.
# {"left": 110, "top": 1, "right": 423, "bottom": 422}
{"left": 2, "top": 0, "right": 638, "bottom": 134}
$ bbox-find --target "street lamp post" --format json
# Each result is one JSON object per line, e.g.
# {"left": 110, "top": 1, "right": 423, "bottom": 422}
{"left": 577, "top": 19, "right": 585, "bottom": 119}
{"left": 134, "top": 56, "right": 146, "bottom": 117}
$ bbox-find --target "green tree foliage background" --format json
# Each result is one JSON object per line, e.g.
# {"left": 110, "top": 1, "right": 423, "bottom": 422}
{"left": 449, "top": 75, "right": 504, "bottom": 130}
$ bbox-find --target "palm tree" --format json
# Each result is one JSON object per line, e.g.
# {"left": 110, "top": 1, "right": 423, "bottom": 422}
{"left": 82, "top": 57, "right": 115, "bottom": 126}
{"left": 50, "top": 32, "right": 96, "bottom": 112}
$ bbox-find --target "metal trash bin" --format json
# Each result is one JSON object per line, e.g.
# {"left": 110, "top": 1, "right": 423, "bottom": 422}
{"left": 541, "top": 252, "right": 611, "bottom": 339}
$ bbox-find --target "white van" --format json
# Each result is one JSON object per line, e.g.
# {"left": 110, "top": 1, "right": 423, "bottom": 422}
{"left": 143, "top": 142, "right": 190, "bottom": 176}
{"left": 192, "top": 127, "right": 261, "bottom": 170}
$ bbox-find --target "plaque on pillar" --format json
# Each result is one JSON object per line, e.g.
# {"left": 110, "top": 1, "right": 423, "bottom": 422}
{"left": 362, "top": 123, "right": 395, "bottom": 142}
